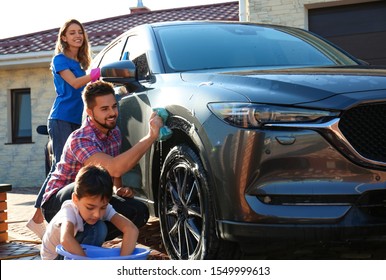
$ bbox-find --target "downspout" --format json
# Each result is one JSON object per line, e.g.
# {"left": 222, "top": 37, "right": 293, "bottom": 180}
{"left": 239, "top": 0, "right": 248, "bottom": 22}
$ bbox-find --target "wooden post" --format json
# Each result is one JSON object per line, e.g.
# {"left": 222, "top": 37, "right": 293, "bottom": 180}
{"left": 0, "top": 184, "right": 12, "bottom": 243}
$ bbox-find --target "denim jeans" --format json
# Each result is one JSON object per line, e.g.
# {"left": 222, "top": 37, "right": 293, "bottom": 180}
{"left": 34, "top": 119, "right": 80, "bottom": 208}
{"left": 75, "top": 220, "right": 108, "bottom": 247}
{"left": 48, "top": 119, "right": 81, "bottom": 164}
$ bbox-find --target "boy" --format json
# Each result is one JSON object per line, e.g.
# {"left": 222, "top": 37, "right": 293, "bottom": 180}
{"left": 40, "top": 165, "right": 139, "bottom": 260}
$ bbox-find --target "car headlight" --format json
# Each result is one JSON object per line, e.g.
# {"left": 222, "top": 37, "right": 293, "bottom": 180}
{"left": 208, "top": 102, "right": 339, "bottom": 128}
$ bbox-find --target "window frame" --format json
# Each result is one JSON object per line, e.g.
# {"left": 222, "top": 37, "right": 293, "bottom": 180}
{"left": 11, "top": 88, "right": 32, "bottom": 144}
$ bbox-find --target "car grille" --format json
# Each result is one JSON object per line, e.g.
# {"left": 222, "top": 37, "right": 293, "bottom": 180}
{"left": 338, "top": 103, "right": 386, "bottom": 163}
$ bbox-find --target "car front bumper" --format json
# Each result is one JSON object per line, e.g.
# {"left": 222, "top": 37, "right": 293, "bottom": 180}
{"left": 217, "top": 202, "right": 386, "bottom": 245}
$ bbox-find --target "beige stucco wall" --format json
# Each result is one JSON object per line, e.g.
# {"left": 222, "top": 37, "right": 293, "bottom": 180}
{"left": 247, "top": 0, "right": 375, "bottom": 29}
{"left": 0, "top": 66, "right": 54, "bottom": 188}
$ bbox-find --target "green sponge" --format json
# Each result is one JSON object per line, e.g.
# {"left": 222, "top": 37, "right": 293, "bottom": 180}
{"left": 153, "top": 108, "right": 173, "bottom": 141}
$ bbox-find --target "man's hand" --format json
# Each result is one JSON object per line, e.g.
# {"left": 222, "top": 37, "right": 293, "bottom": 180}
{"left": 115, "top": 186, "right": 135, "bottom": 198}
{"left": 149, "top": 111, "right": 164, "bottom": 140}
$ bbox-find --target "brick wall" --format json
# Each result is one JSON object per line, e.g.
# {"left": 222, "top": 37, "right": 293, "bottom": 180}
{"left": 0, "top": 184, "right": 11, "bottom": 242}
{"left": 247, "top": 0, "right": 348, "bottom": 28}
{"left": 0, "top": 66, "right": 54, "bottom": 188}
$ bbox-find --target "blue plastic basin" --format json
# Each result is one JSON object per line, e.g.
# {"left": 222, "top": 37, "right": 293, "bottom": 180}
{"left": 56, "top": 244, "right": 150, "bottom": 260}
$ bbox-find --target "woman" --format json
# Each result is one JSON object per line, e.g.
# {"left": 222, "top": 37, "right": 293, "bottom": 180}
{"left": 27, "top": 19, "right": 100, "bottom": 239}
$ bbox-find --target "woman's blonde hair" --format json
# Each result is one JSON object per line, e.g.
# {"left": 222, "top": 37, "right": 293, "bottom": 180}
{"left": 54, "top": 19, "right": 92, "bottom": 70}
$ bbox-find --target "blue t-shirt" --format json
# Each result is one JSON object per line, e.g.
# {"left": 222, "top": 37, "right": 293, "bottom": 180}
{"left": 49, "top": 53, "right": 86, "bottom": 125}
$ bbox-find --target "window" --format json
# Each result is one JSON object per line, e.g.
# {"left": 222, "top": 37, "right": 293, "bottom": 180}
{"left": 123, "top": 35, "right": 151, "bottom": 81}
{"left": 11, "top": 88, "right": 32, "bottom": 143}
{"left": 97, "top": 38, "right": 126, "bottom": 68}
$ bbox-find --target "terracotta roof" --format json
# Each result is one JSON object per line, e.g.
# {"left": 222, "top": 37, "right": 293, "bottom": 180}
{"left": 0, "top": 2, "right": 238, "bottom": 56}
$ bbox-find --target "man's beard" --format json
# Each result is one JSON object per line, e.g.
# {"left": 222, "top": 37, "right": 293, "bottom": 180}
{"left": 93, "top": 115, "right": 117, "bottom": 130}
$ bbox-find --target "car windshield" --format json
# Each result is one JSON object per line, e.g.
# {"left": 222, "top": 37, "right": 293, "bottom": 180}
{"left": 154, "top": 23, "right": 359, "bottom": 72}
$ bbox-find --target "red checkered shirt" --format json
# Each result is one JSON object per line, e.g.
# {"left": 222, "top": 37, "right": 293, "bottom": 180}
{"left": 42, "top": 117, "right": 121, "bottom": 205}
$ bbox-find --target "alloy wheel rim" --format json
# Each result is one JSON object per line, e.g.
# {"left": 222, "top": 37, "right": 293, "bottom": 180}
{"left": 164, "top": 162, "right": 203, "bottom": 259}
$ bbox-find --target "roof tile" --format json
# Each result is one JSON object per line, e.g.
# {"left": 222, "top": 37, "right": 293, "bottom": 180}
{"left": 0, "top": 2, "right": 238, "bottom": 55}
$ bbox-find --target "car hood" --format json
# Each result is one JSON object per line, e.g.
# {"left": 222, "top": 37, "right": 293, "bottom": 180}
{"left": 180, "top": 66, "right": 386, "bottom": 107}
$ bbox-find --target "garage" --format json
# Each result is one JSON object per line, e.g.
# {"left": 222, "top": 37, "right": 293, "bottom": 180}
{"left": 308, "top": 1, "right": 386, "bottom": 65}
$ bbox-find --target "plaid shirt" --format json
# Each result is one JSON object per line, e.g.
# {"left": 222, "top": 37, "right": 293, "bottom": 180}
{"left": 42, "top": 117, "right": 121, "bottom": 205}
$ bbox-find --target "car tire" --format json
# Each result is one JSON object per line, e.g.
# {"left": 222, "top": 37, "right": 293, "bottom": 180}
{"left": 158, "top": 144, "right": 241, "bottom": 259}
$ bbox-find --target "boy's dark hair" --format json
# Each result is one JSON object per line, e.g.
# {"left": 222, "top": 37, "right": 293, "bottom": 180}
{"left": 74, "top": 165, "right": 113, "bottom": 201}
{"left": 82, "top": 80, "right": 115, "bottom": 109}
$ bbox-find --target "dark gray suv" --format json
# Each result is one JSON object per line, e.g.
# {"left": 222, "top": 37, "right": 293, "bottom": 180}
{"left": 92, "top": 21, "right": 386, "bottom": 259}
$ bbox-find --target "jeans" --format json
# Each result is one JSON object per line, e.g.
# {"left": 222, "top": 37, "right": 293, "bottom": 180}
{"left": 34, "top": 119, "right": 80, "bottom": 208}
{"left": 42, "top": 182, "right": 149, "bottom": 240}
{"left": 75, "top": 220, "right": 108, "bottom": 247}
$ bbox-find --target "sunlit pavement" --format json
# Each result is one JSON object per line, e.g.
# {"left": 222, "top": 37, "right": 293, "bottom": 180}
{"left": 2, "top": 187, "right": 386, "bottom": 260}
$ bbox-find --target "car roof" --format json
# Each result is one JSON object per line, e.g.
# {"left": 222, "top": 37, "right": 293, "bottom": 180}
{"left": 120, "top": 20, "right": 302, "bottom": 38}
{"left": 145, "top": 20, "right": 295, "bottom": 29}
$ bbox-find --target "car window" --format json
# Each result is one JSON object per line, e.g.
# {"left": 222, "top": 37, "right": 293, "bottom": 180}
{"left": 97, "top": 38, "right": 126, "bottom": 68}
{"left": 122, "top": 35, "right": 151, "bottom": 81}
{"left": 154, "top": 24, "right": 358, "bottom": 72}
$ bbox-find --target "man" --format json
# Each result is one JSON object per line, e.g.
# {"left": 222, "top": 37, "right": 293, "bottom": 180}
{"left": 40, "top": 80, "right": 163, "bottom": 240}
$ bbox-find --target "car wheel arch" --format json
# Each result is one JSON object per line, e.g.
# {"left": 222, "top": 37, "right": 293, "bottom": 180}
{"left": 150, "top": 115, "right": 214, "bottom": 213}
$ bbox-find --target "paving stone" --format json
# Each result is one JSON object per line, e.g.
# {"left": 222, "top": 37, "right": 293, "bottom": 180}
{"left": 3, "top": 187, "right": 386, "bottom": 260}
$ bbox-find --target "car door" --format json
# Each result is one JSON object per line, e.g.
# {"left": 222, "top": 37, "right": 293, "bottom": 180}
{"left": 98, "top": 33, "right": 158, "bottom": 201}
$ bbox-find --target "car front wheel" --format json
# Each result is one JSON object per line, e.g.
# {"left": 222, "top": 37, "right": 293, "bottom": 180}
{"left": 158, "top": 144, "right": 240, "bottom": 259}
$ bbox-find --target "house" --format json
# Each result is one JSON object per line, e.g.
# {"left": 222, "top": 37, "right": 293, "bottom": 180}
{"left": 0, "top": 0, "right": 385, "bottom": 188}
{"left": 0, "top": 1, "right": 239, "bottom": 188}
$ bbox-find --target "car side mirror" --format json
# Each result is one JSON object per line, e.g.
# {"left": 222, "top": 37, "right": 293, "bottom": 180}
{"left": 101, "top": 60, "right": 137, "bottom": 85}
